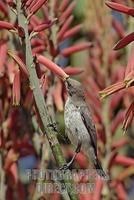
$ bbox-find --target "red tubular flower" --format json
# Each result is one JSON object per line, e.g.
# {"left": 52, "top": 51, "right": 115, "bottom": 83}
{"left": 0, "top": 1, "right": 8, "bottom": 16}
{"left": 8, "top": 163, "right": 18, "bottom": 185}
{"left": 33, "top": 18, "right": 57, "bottom": 32}
{"left": 12, "top": 70, "right": 21, "bottom": 106}
{"left": 117, "top": 167, "right": 134, "bottom": 181}
{"left": 105, "top": 1, "right": 134, "bottom": 17}
{"left": 109, "top": 91, "right": 125, "bottom": 113}
{"left": 17, "top": 26, "right": 25, "bottom": 38}
{"left": 61, "top": 24, "right": 82, "bottom": 41}
{"left": 0, "top": 21, "right": 15, "bottom": 30}
{"left": 49, "top": 40, "right": 58, "bottom": 57}
{"left": 111, "top": 68, "right": 125, "bottom": 83}
{"left": 108, "top": 51, "right": 119, "bottom": 65}
{"left": 24, "top": 89, "right": 33, "bottom": 109}
{"left": 99, "top": 81, "right": 126, "bottom": 99}
{"left": 88, "top": 58, "right": 105, "bottom": 88}
{"left": 112, "top": 138, "right": 128, "bottom": 149}
{"left": 113, "top": 32, "right": 134, "bottom": 50}
{"left": 83, "top": 78, "right": 100, "bottom": 94}
{"left": 8, "top": 51, "right": 29, "bottom": 77}
{"left": 0, "top": 43, "right": 7, "bottom": 77}
{"left": 31, "top": 38, "right": 44, "bottom": 46}
{"left": 59, "top": 1, "right": 76, "bottom": 23}
{"left": 59, "top": 0, "right": 71, "bottom": 12}
{"left": 37, "top": 55, "right": 69, "bottom": 79}
{"left": 61, "top": 42, "right": 93, "bottom": 56}
{"left": 33, "top": 23, "right": 49, "bottom": 32}
{"left": 7, "top": 0, "right": 16, "bottom": 8}
{"left": 57, "top": 15, "right": 74, "bottom": 41}
{"left": 29, "top": 0, "right": 48, "bottom": 15}
{"left": 115, "top": 182, "right": 127, "bottom": 200}
{"left": 25, "top": 0, "right": 34, "bottom": 8}
{"left": 4, "top": 148, "right": 19, "bottom": 170}
{"left": 125, "top": 46, "right": 134, "bottom": 77}
{"left": 74, "top": 152, "right": 88, "bottom": 169}
{"left": 114, "top": 155, "right": 134, "bottom": 166}
{"left": 85, "top": 89, "right": 101, "bottom": 109}
{"left": 7, "top": 61, "right": 16, "bottom": 83}
{"left": 123, "top": 100, "right": 134, "bottom": 133}
{"left": 63, "top": 67, "right": 83, "bottom": 75}
{"left": 51, "top": 193, "right": 60, "bottom": 200}
{"left": 32, "top": 45, "right": 45, "bottom": 55}
{"left": 111, "top": 111, "right": 125, "bottom": 135}
{"left": 79, "top": 193, "right": 93, "bottom": 200}
{"left": 92, "top": 180, "right": 104, "bottom": 200}
{"left": 53, "top": 0, "right": 59, "bottom": 13}
{"left": 41, "top": 4, "right": 49, "bottom": 21}
{"left": 52, "top": 80, "right": 64, "bottom": 112}
{"left": 34, "top": 58, "right": 42, "bottom": 79}
{"left": 112, "top": 18, "right": 125, "bottom": 38}
{"left": 27, "top": 0, "right": 37, "bottom": 11}
{"left": 124, "top": 70, "right": 134, "bottom": 87}
{"left": 30, "top": 15, "right": 41, "bottom": 26}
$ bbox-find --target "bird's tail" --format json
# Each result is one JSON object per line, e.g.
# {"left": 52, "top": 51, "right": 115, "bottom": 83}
{"left": 94, "top": 158, "right": 107, "bottom": 179}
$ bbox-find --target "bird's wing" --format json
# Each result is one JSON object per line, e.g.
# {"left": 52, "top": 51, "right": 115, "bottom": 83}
{"left": 64, "top": 128, "right": 71, "bottom": 144}
{"left": 79, "top": 105, "right": 97, "bottom": 156}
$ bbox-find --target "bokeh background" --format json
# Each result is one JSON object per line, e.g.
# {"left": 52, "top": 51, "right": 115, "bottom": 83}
{"left": 0, "top": 0, "right": 134, "bottom": 199}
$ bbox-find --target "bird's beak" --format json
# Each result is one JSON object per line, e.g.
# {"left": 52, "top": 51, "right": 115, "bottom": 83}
{"left": 63, "top": 76, "right": 69, "bottom": 82}
{"left": 63, "top": 77, "right": 71, "bottom": 91}
{"left": 63, "top": 77, "right": 69, "bottom": 86}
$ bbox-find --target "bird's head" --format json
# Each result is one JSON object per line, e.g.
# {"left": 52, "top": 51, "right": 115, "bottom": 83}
{"left": 64, "top": 78, "right": 85, "bottom": 101}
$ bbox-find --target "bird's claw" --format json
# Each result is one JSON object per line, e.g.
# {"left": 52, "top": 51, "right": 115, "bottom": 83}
{"left": 59, "top": 163, "right": 70, "bottom": 170}
{"left": 47, "top": 122, "right": 58, "bottom": 132}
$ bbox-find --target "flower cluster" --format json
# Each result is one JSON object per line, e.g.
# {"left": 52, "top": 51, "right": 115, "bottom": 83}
{"left": 0, "top": 0, "right": 93, "bottom": 199}
{"left": 100, "top": 1, "right": 134, "bottom": 133}
{"left": 0, "top": 0, "right": 134, "bottom": 199}
{"left": 78, "top": 0, "right": 134, "bottom": 199}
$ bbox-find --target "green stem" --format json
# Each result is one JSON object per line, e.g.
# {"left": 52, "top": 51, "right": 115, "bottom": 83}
{"left": 16, "top": 1, "right": 79, "bottom": 200}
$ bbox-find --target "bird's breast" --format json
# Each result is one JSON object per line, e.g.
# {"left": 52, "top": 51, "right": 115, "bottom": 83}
{"left": 64, "top": 98, "right": 89, "bottom": 141}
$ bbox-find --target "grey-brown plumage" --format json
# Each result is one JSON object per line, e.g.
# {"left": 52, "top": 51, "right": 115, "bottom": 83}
{"left": 64, "top": 77, "right": 106, "bottom": 177}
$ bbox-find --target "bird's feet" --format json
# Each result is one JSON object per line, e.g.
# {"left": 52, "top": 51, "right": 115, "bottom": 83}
{"left": 59, "top": 162, "right": 72, "bottom": 170}
{"left": 47, "top": 122, "right": 58, "bottom": 132}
